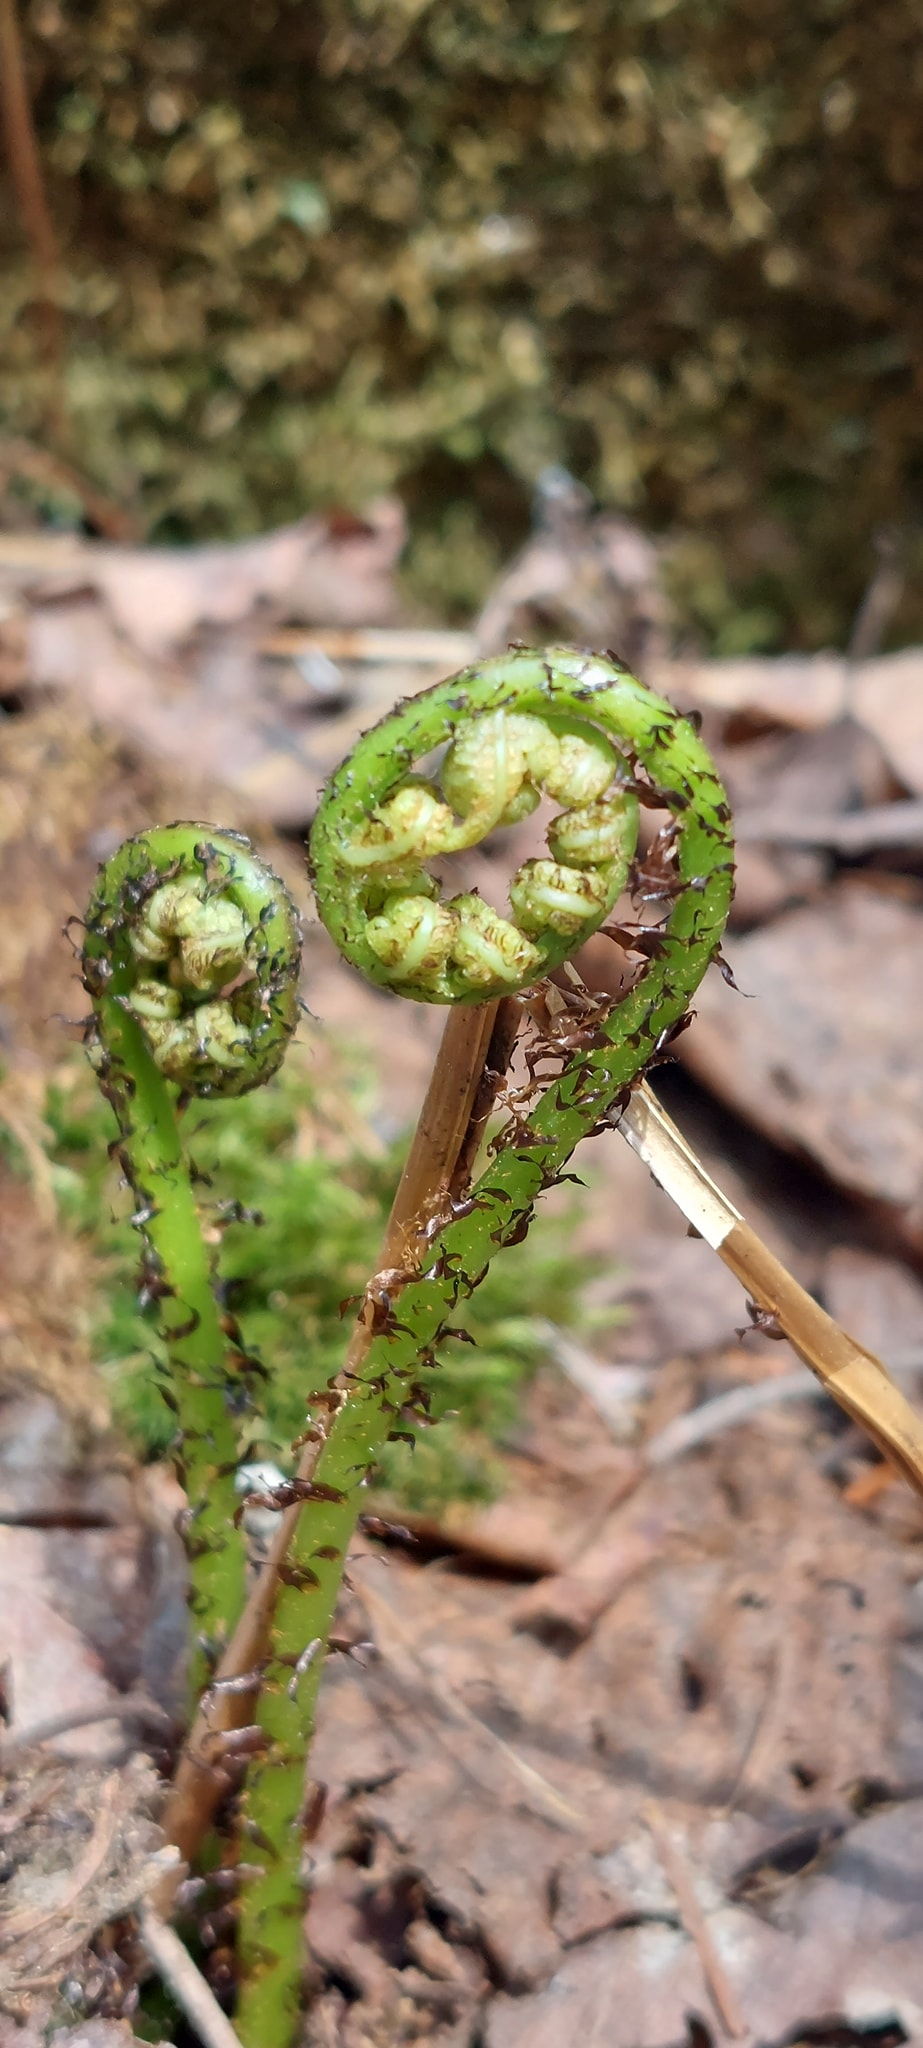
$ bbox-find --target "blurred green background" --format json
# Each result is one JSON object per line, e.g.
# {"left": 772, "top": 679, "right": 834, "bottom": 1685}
{"left": 2, "top": 0, "right": 921, "bottom": 649}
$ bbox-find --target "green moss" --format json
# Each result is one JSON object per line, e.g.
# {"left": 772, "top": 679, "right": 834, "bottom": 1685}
{"left": 3, "top": 0, "right": 922, "bottom": 648}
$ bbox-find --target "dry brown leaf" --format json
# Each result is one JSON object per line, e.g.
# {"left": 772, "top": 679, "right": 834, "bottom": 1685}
{"left": 682, "top": 880, "right": 923, "bottom": 1230}
{"left": 667, "top": 653, "right": 848, "bottom": 729}
{"left": 3, "top": 506, "right": 404, "bottom": 658}
{"left": 304, "top": 1401, "right": 915, "bottom": 2033}
{"left": 720, "top": 713, "right": 893, "bottom": 821}
{"left": 852, "top": 649, "right": 923, "bottom": 795}
{"left": 0, "top": 1552, "right": 123, "bottom": 1763}
{"left": 26, "top": 598, "right": 331, "bottom": 824}
{"left": 7, "top": 507, "right": 406, "bottom": 823}
{"left": 484, "top": 1801, "right": 923, "bottom": 2047}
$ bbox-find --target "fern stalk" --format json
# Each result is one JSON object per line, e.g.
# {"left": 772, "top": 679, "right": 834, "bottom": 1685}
{"left": 81, "top": 823, "right": 301, "bottom": 1694}
{"left": 234, "top": 646, "right": 734, "bottom": 2042}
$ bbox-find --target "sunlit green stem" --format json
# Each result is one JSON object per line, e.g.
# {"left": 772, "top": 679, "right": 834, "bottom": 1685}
{"left": 236, "top": 647, "right": 734, "bottom": 2043}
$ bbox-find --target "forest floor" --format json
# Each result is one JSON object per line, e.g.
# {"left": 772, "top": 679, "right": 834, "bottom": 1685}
{"left": 2, "top": 510, "right": 923, "bottom": 2048}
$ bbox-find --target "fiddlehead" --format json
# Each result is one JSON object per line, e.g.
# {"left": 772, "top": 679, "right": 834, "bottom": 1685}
{"left": 310, "top": 663, "right": 645, "bottom": 1002}
{"left": 235, "top": 650, "right": 734, "bottom": 2046}
{"left": 81, "top": 825, "right": 301, "bottom": 1675}
{"left": 83, "top": 824, "right": 300, "bottom": 1093}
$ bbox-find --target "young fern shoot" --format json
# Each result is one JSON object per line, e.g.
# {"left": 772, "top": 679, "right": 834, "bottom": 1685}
{"left": 78, "top": 652, "right": 923, "bottom": 2047}
{"left": 81, "top": 824, "right": 301, "bottom": 1689}
{"left": 232, "top": 646, "right": 734, "bottom": 2045}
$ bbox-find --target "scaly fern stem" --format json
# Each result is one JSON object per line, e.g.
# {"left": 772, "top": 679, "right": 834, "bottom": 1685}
{"left": 235, "top": 646, "right": 734, "bottom": 2043}
{"left": 81, "top": 823, "right": 301, "bottom": 1696}
{"left": 92, "top": 996, "right": 245, "bottom": 1679}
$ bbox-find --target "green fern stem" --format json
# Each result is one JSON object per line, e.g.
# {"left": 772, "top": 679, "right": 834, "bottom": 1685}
{"left": 81, "top": 824, "right": 301, "bottom": 1689}
{"left": 236, "top": 647, "right": 734, "bottom": 2043}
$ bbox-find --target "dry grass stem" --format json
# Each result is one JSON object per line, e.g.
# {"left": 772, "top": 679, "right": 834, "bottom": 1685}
{"left": 261, "top": 626, "right": 478, "bottom": 665}
{"left": 138, "top": 1906, "right": 246, "bottom": 2048}
{"left": 619, "top": 1083, "right": 923, "bottom": 1499}
{"left": 644, "top": 1799, "right": 748, "bottom": 2039}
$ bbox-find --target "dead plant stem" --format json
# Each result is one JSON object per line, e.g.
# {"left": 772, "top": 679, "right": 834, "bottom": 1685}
{"left": 619, "top": 1083, "right": 923, "bottom": 1498}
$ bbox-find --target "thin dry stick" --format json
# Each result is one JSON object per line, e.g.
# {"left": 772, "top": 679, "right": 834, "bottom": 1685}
{"left": 138, "top": 1905, "right": 245, "bottom": 2048}
{"left": 161, "top": 998, "right": 517, "bottom": 1873}
{"left": 644, "top": 1799, "right": 748, "bottom": 2039}
{"left": 619, "top": 1082, "right": 923, "bottom": 1498}
{"left": 0, "top": 1693, "right": 173, "bottom": 1763}
{"left": 644, "top": 1373, "right": 815, "bottom": 1465}
{"left": 260, "top": 626, "right": 478, "bottom": 666}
